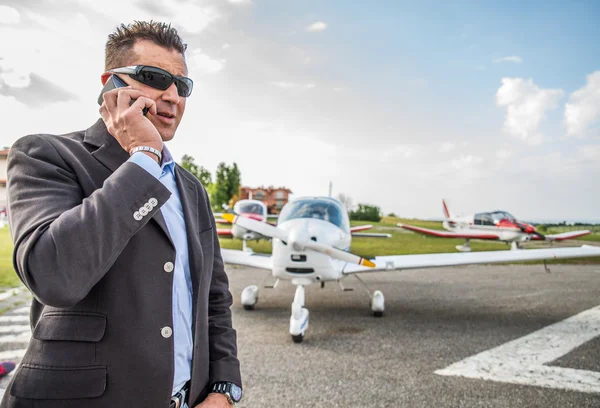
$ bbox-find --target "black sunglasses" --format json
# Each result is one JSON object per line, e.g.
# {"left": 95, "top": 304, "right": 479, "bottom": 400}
{"left": 109, "top": 65, "right": 193, "bottom": 97}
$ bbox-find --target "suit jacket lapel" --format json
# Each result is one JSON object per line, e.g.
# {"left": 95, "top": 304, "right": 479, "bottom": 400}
{"left": 175, "top": 165, "right": 201, "bottom": 284}
{"left": 83, "top": 119, "right": 173, "bottom": 244}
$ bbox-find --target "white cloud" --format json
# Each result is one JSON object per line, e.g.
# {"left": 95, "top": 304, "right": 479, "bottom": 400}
{"left": 496, "top": 77, "right": 564, "bottom": 144}
{"left": 70, "top": 0, "right": 220, "bottom": 34}
{"left": 306, "top": 21, "right": 327, "bottom": 32}
{"left": 451, "top": 154, "right": 483, "bottom": 169}
{"left": 439, "top": 142, "right": 455, "bottom": 153}
{"left": 0, "top": 5, "right": 20, "bottom": 24}
{"left": 270, "top": 81, "right": 315, "bottom": 90}
{"left": 578, "top": 145, "right": 600, "bottom": 160}
{"left": 381, "top": 144, "right": 420, "bottom": 159}
{"left": 188, "top": 49, "right": 225, "bottom": 75}
{"left": 564, "top": 71, "right": 600, "bottom": 137}
{"left": 493, "top": 56, "right": 523, "bottom": 64}
{"left": 496, "top": 148, "right": 512, "bottom": 160}
{"left": 496, "top": 149, "right": 512, "bottom": 161}
{"left": 228, "top": 0, "right": 252, "bottom": 4}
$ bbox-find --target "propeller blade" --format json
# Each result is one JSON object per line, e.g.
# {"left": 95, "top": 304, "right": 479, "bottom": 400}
{"left": 304, "top": 241, "right": 375, "bottom": 268}
{"left": 222, "top": 213, "right": 289, "bottom": 242}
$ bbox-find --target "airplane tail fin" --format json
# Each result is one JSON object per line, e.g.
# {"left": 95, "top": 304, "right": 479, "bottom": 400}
{"left": 442, "top": 199, "right": 453, "bottom": 220}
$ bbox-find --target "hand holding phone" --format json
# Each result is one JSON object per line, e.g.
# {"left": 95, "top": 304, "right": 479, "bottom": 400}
{"left": 98, "top": 75, "right": 162, "bottom": 157}
{"left": 98, "top": 75, "right": 149, "bottom": 116}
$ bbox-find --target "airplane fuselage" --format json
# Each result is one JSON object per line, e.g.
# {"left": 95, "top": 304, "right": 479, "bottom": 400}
{"left": 272, "top": 218, "right": 351, "bottom": 283}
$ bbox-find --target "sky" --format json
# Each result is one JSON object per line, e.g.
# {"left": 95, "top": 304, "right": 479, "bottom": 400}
{"left": 0, "top": 0, "right": 599, "bottom": 222}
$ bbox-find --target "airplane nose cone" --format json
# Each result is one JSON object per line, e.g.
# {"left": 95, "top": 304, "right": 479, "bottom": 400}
{"left": 288, "top": 227, "right": 310, "bottom": 251}
{"left": 522, "top": 223, "right": 535, "bottom": 233}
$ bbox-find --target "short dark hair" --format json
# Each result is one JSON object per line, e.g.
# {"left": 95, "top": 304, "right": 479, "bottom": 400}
{"left": 105, "top": 21, "right": 187, "bottom": 71}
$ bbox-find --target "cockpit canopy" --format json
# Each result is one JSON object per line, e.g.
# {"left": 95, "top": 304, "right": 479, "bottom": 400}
{"left": 278, "top": 198, "right": 349, "bottom": 232}
{"left": 474, "top": 211, "right": 516, "bottom": 226}
{"left": 233, "top": 201, "right": 265, "bottom": 216}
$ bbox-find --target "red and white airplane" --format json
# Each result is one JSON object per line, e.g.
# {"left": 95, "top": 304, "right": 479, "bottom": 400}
{"left": 216, "top": 199, "right": 389, "bottom": 252}
{"left": 398, "top": 200, "right": 591, "bottom": 252}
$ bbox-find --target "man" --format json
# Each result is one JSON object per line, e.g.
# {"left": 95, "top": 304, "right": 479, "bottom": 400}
{"left": 3, "top": 21, "right": 242, "bottom": 407}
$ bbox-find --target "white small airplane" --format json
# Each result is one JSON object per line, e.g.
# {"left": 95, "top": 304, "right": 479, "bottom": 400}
{"left": 398, "top": 199, "right": 592, "bottom": 252}
{"left": 216, "top": 199, "right": 389, "bottom": 252}
{"left": 220, "top": 196, "right": 600, "bottom": 343}
{"left": 214, "top": 199, "right": 274, "bottom": 252}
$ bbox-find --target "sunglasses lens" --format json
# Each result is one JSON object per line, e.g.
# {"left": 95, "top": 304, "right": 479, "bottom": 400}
{"left": 140, "top": 68, "right": 173, "bottom": 90}
{"left": 175, "top": 78, "right": 193, "bottom": 97}
{"left": 130, "top": 66, "right": 193, "bottom": 97}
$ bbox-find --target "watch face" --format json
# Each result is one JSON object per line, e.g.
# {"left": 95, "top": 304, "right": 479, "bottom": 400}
{"left": 230, "top": 384, "right": 242, "bottom": 402}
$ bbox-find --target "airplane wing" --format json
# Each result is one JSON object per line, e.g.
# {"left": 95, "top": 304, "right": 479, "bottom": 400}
{"left": 533, "top": 230, "right": 592, "bottom": 241}
{"left": 352, "top": 232, "right": 392, "bottom": 238}
{"left": 398, "top": 223, "right": 499, "bottom": 239}
{"left": 342, "top": 245, "right": 600, "bottom": 274}
{"left": 217, "top": 228, "right": 233, "bottom": 237}
{"left": 221, "top": 249, "right": 273, "bottom": 270}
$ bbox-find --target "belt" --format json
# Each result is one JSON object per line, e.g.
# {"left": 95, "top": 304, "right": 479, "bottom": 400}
{"left": 169, "top": 383, "right": 190, "bottom": 408}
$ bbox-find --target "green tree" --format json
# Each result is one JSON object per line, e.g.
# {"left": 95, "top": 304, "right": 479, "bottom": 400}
{"left": 212, "top": 162, "right": 230, "bottom": 210}
{"left": 227, "top": 163, "right": 242, "bottom": 206}
{"left": 349, "top": 204, "right": 382, "bottom": 222}
{"left": 180, "top": 154, "right": 212, "bottom": 187}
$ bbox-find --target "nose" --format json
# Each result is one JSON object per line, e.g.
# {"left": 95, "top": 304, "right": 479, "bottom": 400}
{"left": 162, "top": 82, "right": 180, "bottom": 104}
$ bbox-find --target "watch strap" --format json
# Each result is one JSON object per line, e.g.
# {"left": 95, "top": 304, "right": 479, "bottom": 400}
{"left": 130, "top": 145, "right": 162, "bottom": 163}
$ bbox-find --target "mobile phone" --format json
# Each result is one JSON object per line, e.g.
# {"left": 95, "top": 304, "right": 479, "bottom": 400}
{"left": 98, "top": 75, "right": 148, "bottom": 116}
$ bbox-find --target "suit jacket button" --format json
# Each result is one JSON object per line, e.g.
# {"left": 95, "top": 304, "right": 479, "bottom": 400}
{"left": 161, "top": 326, "right": 173, "bottom": 338}
{"left": 149, "top": 198, "right": 158, "bottom": 207}
{"left": 164, "top": 262, "right": 174, "bottom": 273}
{"left": 139, "top": 206, "right": 149, "bottom": 216}
{"left": 144, "top": 203, "right": 153, "bottom": 212}
{"left": 133, "top": 211, "right": 142, "bottom": 221}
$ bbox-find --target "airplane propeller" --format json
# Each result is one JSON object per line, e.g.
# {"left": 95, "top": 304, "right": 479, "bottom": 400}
{"left": 514, "top": 221, "right": 547, "bottom": 240}
{"left": 221, "top": 213, "right": 375, "bottom": 268}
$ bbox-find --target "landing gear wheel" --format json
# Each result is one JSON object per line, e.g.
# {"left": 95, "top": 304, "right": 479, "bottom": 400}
{"left": 370, "top": 290, "right": 384, "bottom": 317}
{"left": 241, "top": 285, "right": 259, "bottom": 311}
{"left": 291, "top": 334, "right": 304, "bottom": 343}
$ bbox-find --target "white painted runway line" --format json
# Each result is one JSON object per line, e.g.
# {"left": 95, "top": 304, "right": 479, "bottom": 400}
{"left": 0, "top": 332, "right": 32, "bottom": 343}
{"left": 0, "top": 288, "right": 22, "bottom": 302}
{"left": 0, "top": 325, "right": 30, "bottom": 334}
{"left": 0, "top": 316, "right": 28, "bottom": 323}
{"left": 0, "top": 349, "right": 26, "bottom": 359}
{"left": 436, "top": 304, "right": 600, "bottom": 393}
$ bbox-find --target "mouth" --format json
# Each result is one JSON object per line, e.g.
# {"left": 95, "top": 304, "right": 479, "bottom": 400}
{"left": 156, "top": 111, "right": 176, "bottom": 124}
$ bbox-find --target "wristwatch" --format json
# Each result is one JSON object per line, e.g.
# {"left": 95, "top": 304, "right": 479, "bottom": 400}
{"left": 210, "top": 382, "right": 242, "bottom": 405}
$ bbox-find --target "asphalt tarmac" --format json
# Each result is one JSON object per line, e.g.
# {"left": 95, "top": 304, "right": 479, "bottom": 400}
{"left": 1, "top": 263, "right": 599, "bottom": 407}
{"left": 228, "top": 263, "right": 600, "bottom": 408}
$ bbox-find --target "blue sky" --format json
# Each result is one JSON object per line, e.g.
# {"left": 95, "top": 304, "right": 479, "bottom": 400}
{"left": 0, "top": 0, "right": 598, "bottom": 221}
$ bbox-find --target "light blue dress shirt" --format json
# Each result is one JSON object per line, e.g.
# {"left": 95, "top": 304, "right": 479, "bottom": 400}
{"left": 129, "top": 147, "right": 193, "bottom": 395}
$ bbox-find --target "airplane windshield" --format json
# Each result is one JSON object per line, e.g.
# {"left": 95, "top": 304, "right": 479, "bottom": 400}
{"left": 490, "top": 211, "right": 516, "bottom": 222}
{"left": 278, "top": 199, "right": 349, "bottom": 231}
{"left": 235, "top": 202, "right": 264, "bottom": 215}
{"left": 475, "top": 211, "right": 516, "bottom": 225}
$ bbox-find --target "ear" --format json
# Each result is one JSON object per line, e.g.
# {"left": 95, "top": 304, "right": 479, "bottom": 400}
{"left": 101, "top": 73, "right": 112, "bottom": 85}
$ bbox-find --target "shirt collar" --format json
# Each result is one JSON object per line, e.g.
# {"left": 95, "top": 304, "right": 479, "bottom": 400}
{"left": 161, "top": 144, "right": 176, "bottom": 175}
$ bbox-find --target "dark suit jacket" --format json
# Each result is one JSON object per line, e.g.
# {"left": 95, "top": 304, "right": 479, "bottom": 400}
{"left": 2, "top": 119, "right": 241, "bottom": 407}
